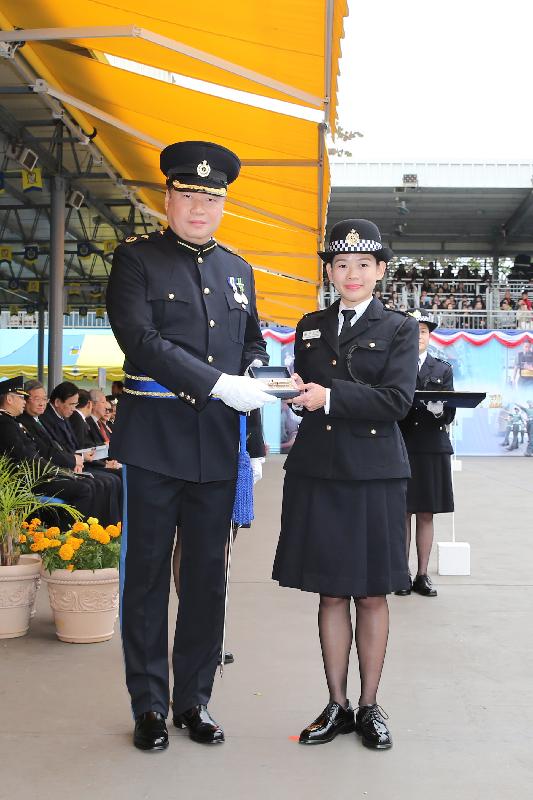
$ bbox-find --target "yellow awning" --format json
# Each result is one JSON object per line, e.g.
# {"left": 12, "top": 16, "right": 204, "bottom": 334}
{"left": 0, "top": 1, "right": 347, "bottom": 325}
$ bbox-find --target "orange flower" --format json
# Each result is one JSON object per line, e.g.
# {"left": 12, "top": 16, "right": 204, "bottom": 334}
{"left": 29, "top": 518, "right": 41, "bottom": 527}
{"left": 19, "top": 534, "right": 27, "bottom": 543}
{"left": 30, "top": 543, "right": 41, "bottom": 552}
{"left": 66, "top": 564, "right": 75, "bottom": 572}
{"left": 106, "top": 525, "right": 120, "bottom": 539}
{"left": 69, "top": 537, "right": 83, "bottom": 551}
{"left": 117, "top": 522, "right": 122, "bottom": 532}
{"left": 59, "top": 543, "right": 74, "bottom": 561}
{"left": 48, "top": 540, "right": 62, "bottom": 548}
{"left": 46, "top": 527, "right": 60, "bottom": 537}
{"left": 72, "top": 521, "right": 88, "bottom": 533}
{"left": 21, "top": 521, "right": 29, "bottom": 529}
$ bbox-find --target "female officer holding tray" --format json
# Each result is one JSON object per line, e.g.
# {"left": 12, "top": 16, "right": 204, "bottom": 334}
{"left": 272, "top": 219, "right": 418, "bottom": 751}
{"left": 396, "top": 310, "right": 455, "bottom": 598}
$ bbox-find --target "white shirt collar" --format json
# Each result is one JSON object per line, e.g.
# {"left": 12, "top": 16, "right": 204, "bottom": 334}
{"left": 419, "top": 349, "right": 429, "bottom": 368}
{"left": 338, "top": 296, "right": 374, "bottom": 330}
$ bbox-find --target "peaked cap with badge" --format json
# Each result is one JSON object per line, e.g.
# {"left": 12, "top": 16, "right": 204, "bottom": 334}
{"left": 0, "top": 375, "right": 29, "bottom": 397}
{"left": 318, "top": 219, "right": 393, "bottom": 264}
{"left": 408, "top": 308, "right": 438, "bottom": 331}
{"left": 160, "top": 140, "right": 241, "bottom": 197}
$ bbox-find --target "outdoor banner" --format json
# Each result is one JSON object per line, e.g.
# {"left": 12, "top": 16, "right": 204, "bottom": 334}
{"left": 264, "top": 327, "right": 533, "bottom": 457}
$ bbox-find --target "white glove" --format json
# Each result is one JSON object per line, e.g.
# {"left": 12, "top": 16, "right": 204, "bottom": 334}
{"left": 250, "top": 456, "right": 265, "bottom": 484}
{"left": 244, "top": 358, "right": 264, "bottom": 377}
{"left": 426, "top": 400, "right": 444, "bottom": 417}
{"left": 211, "top": 373, "right": 276, "bottom": 412}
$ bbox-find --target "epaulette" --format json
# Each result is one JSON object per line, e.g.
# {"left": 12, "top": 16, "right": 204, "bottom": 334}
{"left": 384, "top": 305, "right": 408, "bottom": 316}
{"left": 434, "top": 356, "right": 452, "bottom": 367}
{"left": 217, "top": 242, "right": 251, "bottom": 266}
{"left": 122, "top": 230, "right": 165, "bottom": 245}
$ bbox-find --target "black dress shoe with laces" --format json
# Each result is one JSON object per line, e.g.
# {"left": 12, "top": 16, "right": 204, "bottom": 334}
{"left": 173, "top": 704, "right": 225, "bottom": 744}
{"left": 133, "top": 711, "right": 169, "bottom": 751}
{"left": 355, "top": 704, "right": 392, "bottom": 750}
{"left": 395, "top": 574, "right": 412, "bottom": 596}
{"left": 299, "top": 700, "right": 356, "bottom": 745}
{"left": 412, "top": 574, "right": 437, "bottom": 597}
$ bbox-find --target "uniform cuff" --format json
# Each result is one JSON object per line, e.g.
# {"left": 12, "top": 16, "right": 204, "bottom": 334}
{"left": 324, "top": 388, "right": 331, "bottom": 415}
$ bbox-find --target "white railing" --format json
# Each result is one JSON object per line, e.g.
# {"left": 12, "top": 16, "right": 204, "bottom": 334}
{"left": 434, "top": 309, "right": 533, "bottom": 329}
{"left": 0, "top": 311, "right": 111, "bottom": 329}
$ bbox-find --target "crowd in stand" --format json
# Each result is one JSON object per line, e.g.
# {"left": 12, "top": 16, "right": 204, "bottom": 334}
{"left": 0, "top": 378, "right": 124, "bottom": 525}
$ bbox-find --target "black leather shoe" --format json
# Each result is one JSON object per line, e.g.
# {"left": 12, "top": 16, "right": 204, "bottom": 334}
{"left": 299, "top": 700, "right": 355, "bottom": 745}
{"left": 218, "top": 651, "right": 234, "bottom": 665}
{"left": 133, "top": 711, "right": 169, "bottom": 751}
{"left": 412, "top": 574, "right": 437, "bottom": 597}
{"left": 395, "top": 573, "right": 412, "bottom": 596}
{"left": 173, "top": 704, "right": 224, "bottom": 744}
{"left": 355, "top": 704, "right": 392, "bottom": 750}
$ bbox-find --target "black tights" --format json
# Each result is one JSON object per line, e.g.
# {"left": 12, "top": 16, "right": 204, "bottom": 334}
{"left": 318, "top": 594, "right": 389, "bottom": 708}
{"left": 406, "top": 512, "right": 434, "bottom": 576}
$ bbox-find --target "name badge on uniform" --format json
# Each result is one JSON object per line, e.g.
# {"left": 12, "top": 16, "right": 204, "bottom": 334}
{"left": 303, "top": 329, "right": 321, "bottom": 340}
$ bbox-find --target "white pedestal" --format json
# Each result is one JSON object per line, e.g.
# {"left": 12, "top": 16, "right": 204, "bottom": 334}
{"left": 452, "top": 459, "right": 462, "bottom": 472}
{"left": 437, "top": 541, "right": 470, "bottom": 575}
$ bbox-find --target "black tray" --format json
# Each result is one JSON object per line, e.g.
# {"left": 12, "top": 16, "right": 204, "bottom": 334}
{"left": 248, "top": 365, "right": 301, "bottom": 400}
{"left": 414, "top": 390, "right": 486, "bottom": 409}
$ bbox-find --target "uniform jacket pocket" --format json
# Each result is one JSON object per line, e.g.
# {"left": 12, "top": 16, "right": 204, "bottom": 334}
{"left": 225, "top": 287, "right": 250, "bottom": 343}
{"left": 146, "top": 284, "right": 191, "bottom": 332}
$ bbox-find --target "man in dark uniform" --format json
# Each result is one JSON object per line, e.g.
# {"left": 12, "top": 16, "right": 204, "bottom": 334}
{"left": 106, "top": 140, "right": 273, "bottom": 752}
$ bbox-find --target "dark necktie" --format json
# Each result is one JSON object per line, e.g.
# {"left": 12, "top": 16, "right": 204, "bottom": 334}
{"left": 340, "top": 309, "right": 356, "bottom": 337}
{"left": 98, "top": 419, "right": 110, "bottom": 443}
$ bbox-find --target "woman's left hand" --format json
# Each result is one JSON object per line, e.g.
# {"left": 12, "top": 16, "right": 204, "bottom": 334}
{"left": 293, "top": 382, "right": 327, "bottom": 411}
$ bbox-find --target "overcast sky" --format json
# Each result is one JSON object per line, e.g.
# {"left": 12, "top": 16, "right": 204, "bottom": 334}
{"left": 335, "top": 0, "right": 533, "bottom": 162}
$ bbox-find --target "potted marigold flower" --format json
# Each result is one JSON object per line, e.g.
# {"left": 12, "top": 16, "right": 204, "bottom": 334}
{"left": 0, "top": 455, "right": 81, "bottom": 639}
{"left": 24, "top": 517, "right": 122, "bottom": 643}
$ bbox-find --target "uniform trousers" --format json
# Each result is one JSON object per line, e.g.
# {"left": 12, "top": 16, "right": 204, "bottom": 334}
{"left": 120, "top": 464, "right": 236, "bottom": 718}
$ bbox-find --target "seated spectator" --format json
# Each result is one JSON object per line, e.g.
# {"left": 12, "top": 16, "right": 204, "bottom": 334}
{"left": 393, "top": 263, "right": 407, "bottom": 280}
{"left": 1, "top": 377, "right": 101, "bottom": 521}
{"left": 427, "top": 261, "right": 438, "bottom": 278}
{"left": 111, "top": 380, "right": 124, "bottom": 397}
{"left": 516, "top": 300, "right": 533, "bottom": 329}
{"left": 520, "top": 290, "right": 532, "bottom": 310}
{"left": 500, "top": 298, "right": 513, "bottom": 311}
{"left": 374, "top": 289, "right": 385, "bottom": 304}
{"left": 460, "top": 299, "right": 472, "bottom": 310}
{"left": 41, "top": 381, "right": 122, "bottom": 524}
{"left": 502, "top": 289, "right": 515, "bottom": 309}
{"left": 473, "top": 299, "right": 485, "bottom": 311}
{"left": 419, "top": 289, "right": 432, "bottom": 308}
{"left": 442, "top": 264, "right": 454, "bottom": 278}
{"left": 408, "top": 266, "right": 419, "bottom": 280}
{"left": 104, "top": 400, "right": 116, "bottom": 428}
{"left": 88, "top": 389, "right": 114, "bottom": 445}
{"left": 474, "top": 295, "right": 485, "bottom": 309}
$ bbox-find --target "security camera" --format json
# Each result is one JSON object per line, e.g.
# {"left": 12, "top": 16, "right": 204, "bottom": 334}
{"left": 68, "top": 190, "right": 85, "bottom": 209}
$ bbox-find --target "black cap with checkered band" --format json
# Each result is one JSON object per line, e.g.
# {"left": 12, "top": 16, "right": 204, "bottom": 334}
{"left": 318, "top": 219, "right": 393, "bottom": 264}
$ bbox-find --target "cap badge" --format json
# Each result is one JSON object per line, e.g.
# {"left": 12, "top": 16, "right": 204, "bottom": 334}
{"left": 197, "top": 160, "right": 211, "bottom": 178}
{"left": 411, "top": 310, "right": 422, "bottom": 320}
{"left": 345, "top": 229, "right": 360, "bottom": 246}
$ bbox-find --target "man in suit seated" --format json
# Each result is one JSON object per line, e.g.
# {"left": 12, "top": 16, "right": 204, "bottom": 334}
{"left": 71, "top": 388, "right": 120, "bottom": 466}
{"left": 88, "top": 389, "right": 114, "bottom": 447}
{"left": 39, "top": 381, "right": 122, "bottom": 523}
{"left": 0, "top": 376, "right": 100, "bottom": 520}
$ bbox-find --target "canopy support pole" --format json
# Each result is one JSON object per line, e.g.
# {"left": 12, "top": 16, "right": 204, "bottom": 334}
{"left": 48, "top": 173, "right": 65, "bottom": 392}
{"left": 37, "top": 285, "right": 45, "bottom": 383}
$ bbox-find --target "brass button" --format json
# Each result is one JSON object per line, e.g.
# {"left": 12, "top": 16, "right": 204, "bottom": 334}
{"left": 370, "top": 428, "right": 377, "bottom": 435}
{"left": 414, "top": 422, "right": 418, "bottom": 426}
{"left": 186, "top": 395, "right": 190, "bottom": 400}
{"left": 331, "top": 359, "right": 337, "bottom": 366}
{"left": 179, "top": 392, "right": 185, "bottom": 398}
{"left": 204, "top": 287, "right": 210, "bottom": 295}
{"left": 306, "top": 342, "right": 311, "bottom": 348}
{"left": 209, "top": 320, "right": 215, "bottom": 327}
{"left": 437, "top": 378, "right": 441, "bottom": 383}
{"left": 198, "top": 256, "right": 204, "bottom": 264}
{"left": 191, "top": 398, "right": 196, "bottom": 405}
{"left": 207, "top": 355, "right": 214, "bottom": 363}
{"left": 168, "top": 293, "right": 175, "bottom": 300}
{"left": 439, "top": 426, "right": 443, "bottom": 430}
{"left": 369, "top": 342, "right": 376, "bottom": 348}
{"left": 326, "top": 424, "right": 332, "bottom": 431}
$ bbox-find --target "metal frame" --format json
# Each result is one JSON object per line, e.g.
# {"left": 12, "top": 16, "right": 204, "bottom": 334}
{"left": 0, "top": 26, "right": 324, "bottom": 108}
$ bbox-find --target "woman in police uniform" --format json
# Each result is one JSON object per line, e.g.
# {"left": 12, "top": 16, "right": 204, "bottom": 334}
{"left": 272, "top": 220, "right": 419, "bottom": 750}
{"left": 397, "top": 310, "right": 455, "bottom": 598}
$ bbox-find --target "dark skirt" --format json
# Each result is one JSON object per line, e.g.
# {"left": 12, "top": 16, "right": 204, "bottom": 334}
{"left": 272, "top": 473, "right": 410, "bottom": 597}
{"left": 406, "top": 452, "right": 454, "bottom": 513}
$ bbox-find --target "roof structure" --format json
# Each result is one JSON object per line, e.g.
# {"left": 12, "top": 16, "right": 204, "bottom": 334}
{"left": 328, "top": 161, "right": 533, "bottom": 259}
{"left": 0, "top": 1, "right": 348, "bottom": 328}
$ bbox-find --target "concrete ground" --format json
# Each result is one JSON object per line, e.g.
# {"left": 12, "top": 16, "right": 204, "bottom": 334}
{"left": 1, "top": 456, "right": 531, "bottom": 800}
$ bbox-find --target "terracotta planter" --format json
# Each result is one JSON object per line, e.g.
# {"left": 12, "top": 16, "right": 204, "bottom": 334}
{"left": 42, "top": 567, "right": 119, "bottom": 643}
{"left": 0, "top": 554, "right": 41, "bottom": 639}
